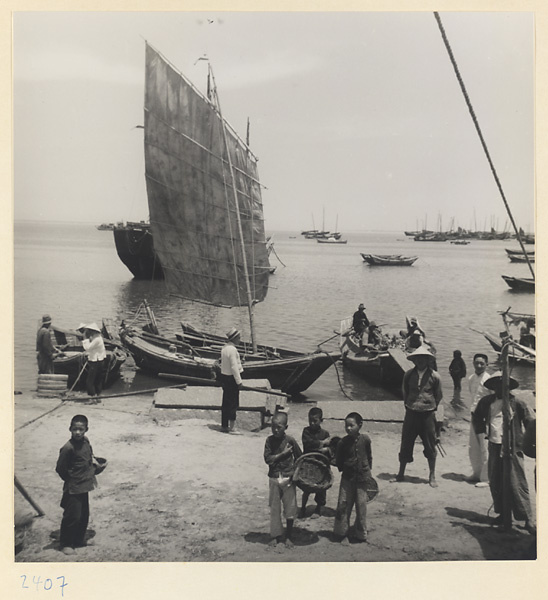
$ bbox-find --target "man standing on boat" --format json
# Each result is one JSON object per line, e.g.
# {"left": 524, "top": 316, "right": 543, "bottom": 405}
{"left": 82, "top": 323, "right": 106, "bottom": 397}
{"left": 220, "top": 328, "right": 244, "bottom": 434}
{"left": 392, "top": 346, "right": 443, "bottom": 488}
{"left": 352, "top": 304, "right": 370, "bottom": 339}
{"left": 36, "top": 314, "right": 58, "bottom": 374}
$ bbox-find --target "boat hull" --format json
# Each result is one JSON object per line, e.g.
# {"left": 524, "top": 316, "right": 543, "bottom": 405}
{"left": 361, "top": 253, "right": 418, "bottom": 266}
{"left": 121, "top": 327, "right": 340, "bottom": 396}
{"left": 113, "top": 225, "right": 164, "bottom": 280}
{"left": 53, "top": 350, "right": 126, "bottom": 390}
{"left": 501, "top": 275, "right": 535, "bottom": 292}
{"left": 342, "top": 349, "right": 408, "bottom": 389}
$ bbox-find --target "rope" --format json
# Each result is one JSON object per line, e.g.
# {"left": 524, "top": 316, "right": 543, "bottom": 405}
{"left": 433, "top": 12, "right": 534, "bottom": 280}
{"left": 317, "top": 349, "right": 354, "bottom": 401}
{"left": 16, "top": 401, "right": 65, "bottom": 431}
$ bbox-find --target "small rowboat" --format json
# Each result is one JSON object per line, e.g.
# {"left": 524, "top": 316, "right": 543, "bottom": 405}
{"left": 361, "top": 253, "right": 418, "bottom": 266}
{"left": 501, "top": 275, "right": 535, "bottom": 292}
{"left": 505, "top": 248, "right": 534, "bottom": 256}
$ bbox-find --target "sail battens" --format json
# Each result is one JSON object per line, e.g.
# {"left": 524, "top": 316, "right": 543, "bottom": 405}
{"left": 144, "top": 112, "right": 264, "bottom": 189}
{"left": 144, "top": 44, "right": 270, "bottom": 308}
{"left": 144, "top": 170, "right": 262, "bottom": 214}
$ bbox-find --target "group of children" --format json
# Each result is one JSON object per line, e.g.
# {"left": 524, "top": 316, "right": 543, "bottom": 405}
{"left": 264, "top": 407, "right": 372, "bottom": 547}
{"left": 56, "top": 407, "right": 370, "bottom": 555}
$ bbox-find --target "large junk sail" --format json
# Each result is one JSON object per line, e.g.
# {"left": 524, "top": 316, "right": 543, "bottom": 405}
{"left": 144, "top": 43, "right": 270, "bottom": 307}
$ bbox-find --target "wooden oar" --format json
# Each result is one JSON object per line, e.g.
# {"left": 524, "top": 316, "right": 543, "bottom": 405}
{"left": 14, "top": 475, "right": 45, "bottom": 517}
{"left": 158, "top": 372, "right": 290, "bottom": 397}
{"left": 67, "top": 383, "right": 189, "bottom": 401}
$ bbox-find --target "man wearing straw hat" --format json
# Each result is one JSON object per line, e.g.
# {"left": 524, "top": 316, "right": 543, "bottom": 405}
{"left": 220, "top": 327, "right": 244, "bottom": 434}
{"left": 36, "top": 314, "right": 59, "bottom": 374}
{"left": 392, "top": 346, "right": 443, "bottom": 488}
{"left": 472, "top": 372, "right": 536, "bottom": 533}
{"left": 82, "top": 323, "right": 107, "bottom": 397}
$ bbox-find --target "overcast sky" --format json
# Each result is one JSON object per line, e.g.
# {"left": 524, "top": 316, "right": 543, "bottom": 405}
{"left": 13, "top": 11, "right": 534, "bottom": 233}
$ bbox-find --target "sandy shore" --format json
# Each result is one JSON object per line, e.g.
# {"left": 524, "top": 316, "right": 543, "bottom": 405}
{"left": 14, "top": 389, "right": 537, "bottom": 562}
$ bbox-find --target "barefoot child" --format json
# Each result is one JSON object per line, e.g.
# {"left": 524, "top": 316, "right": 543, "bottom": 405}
{"left": 55, "top": 414, "right": 100, "bottom": 555}
{"left": 333, "top": 412, "right": 372, "bottom": 544}
{"left": 264, "top": 411, "right": 302, "bottom": 547}
{"left": 299, "top": 407, "right": 331, "bottom": 519}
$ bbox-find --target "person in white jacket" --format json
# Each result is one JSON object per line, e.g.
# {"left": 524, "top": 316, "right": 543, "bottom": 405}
{"left": 220, "top": 327, "right": 243, "bottom": 433}
{"left": 465, "top": 353, "right": 490, "bottom": 487}
{"left": 82, "top": 323, "right": 106, "bottom": 397}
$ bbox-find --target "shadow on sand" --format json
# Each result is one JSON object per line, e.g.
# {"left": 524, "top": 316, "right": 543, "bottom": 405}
{"left": 445, "top": 507, "right": 536, "bottom": 560}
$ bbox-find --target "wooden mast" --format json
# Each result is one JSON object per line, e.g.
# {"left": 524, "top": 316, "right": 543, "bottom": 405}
{"left": 208, "top": 65, "right": 258, "bottom": 352}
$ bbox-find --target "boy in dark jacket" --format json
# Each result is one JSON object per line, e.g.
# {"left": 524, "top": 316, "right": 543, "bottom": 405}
{"left": 55, "top": 414, "right": 99, "bottom": 554}
{"left": 333, "top": 412, "right": 372, "bottom": 544}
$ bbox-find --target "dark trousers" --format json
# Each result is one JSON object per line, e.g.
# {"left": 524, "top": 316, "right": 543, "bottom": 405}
{"left": 37, "top": 353, "right": 54, "bottom": 374}
{"left": 220, "top": 374, "right": 239, "bottom": 428}
{"left": 301, "top": 489, "right": 327, "bottom": 508}
{"left": 60, "top": 492, "right": 89, "bottom": 548}
{"left": 487, "top": 442, "right": 532, "bottom": 522}
{"left": 451, "top": 373, "right": 462, "bottom": 391}
{"left": 86, "top": 360, "right": 105, "bottom": 396}
{"left": 398, "top": 409, "right": 437, "bottom": 464}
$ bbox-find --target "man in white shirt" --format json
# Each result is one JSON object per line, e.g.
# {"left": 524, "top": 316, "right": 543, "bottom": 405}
{"left": 220, "top": 327, "right": 243, "bottom": 433}
{"left": 82, "top": 323, "right": 107, "bottom": 397}
{"left": 466, "top": 353, "right": 490, "bottom": 487}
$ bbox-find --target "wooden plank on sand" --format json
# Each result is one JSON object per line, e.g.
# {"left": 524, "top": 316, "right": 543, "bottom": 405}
{"left": 318, "top": 400, "right": 405, "bottom": 422}
{"left": 154, "top": 379, "right": 285, "bottom": 415}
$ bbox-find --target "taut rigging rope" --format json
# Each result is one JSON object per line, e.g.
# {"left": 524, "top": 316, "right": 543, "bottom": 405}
{"left": 433, "top": 12, "right": 534, "bottom": 279}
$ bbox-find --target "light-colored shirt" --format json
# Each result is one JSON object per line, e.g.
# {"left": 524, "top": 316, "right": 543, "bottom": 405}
{"left": 83, "top": 335, "right": 107, "bottom": 362}
{"left": 488, "top": 398, "right": 504, "bottom": 443}
{"left": 468, "top": 371, "right": 491, "bottom": 412}
{"left": 220, "top": 342, "right": 243, "bottom": 384}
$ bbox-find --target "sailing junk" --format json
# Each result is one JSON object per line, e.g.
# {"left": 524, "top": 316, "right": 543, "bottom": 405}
{"left": 144, "top": 44, "right": 270, "bottom": 308}
{"left": 121, "top": 45, "right": 340, "bottom": 395}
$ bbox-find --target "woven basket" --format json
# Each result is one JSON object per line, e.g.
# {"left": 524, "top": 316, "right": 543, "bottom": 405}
{"left": 292, "top": 452, "right": 334, "bottom": 494}
{"left": 365, "top": 475, "right": 379, "bottom": 503}
{"left": 94, "top": 457, "right": 108, "bottom": 475}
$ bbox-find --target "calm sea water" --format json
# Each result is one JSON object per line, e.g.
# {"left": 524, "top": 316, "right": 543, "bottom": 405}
{"left": 14, "top": 221, "right": 535, "bottom": 407}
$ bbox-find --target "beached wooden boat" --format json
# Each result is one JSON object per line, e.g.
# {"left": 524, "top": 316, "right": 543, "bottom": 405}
{"left": 338, "top": 317, "right": 436, "bottom": 391}
{"left": 501, "top": 275, "right": 535, "bottom": 292}
{"left": 51, "top": 325, "right": 127, "bottom": 389}
{"left": 120, "top": 321, "right": 339, "bottom": 396}
{"left": 360, "top": 253, "right": 418, "bottom": 266}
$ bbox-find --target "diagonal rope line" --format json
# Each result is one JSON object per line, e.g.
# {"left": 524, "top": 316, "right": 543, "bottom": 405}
{"left": 433, "top": 12, "right": 534, "bottom": 279}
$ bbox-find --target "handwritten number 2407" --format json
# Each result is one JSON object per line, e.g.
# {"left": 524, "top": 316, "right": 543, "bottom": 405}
{"left": 20, "top": 575, "right": 67, "bottom": 597}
